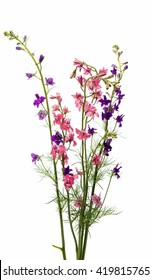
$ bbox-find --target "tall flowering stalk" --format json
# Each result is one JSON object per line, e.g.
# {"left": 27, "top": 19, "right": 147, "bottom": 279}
{"left": 4, "top": 31, "right": 128, "bottom": 260}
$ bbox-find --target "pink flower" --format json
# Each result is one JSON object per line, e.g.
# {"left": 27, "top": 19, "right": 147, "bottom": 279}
{"left": 92, "top": 90, "right": 103, "bottom": 100}
{"left": 52, "top": 104, "right": 60, "bottom": 112}
{"left": 84, "top": 101, "right": 99, "bottom": 119}
{"left": 73, "top": 58, "right": 84, "bottom": 69}
{"left": 53, "top": 113, "right": 63, "bottom": 125}
{"left": 83, "top": 66, "right": 92, "bottom": 75}
{"left": 65, "top": 133, "right": 77, "bottom": 146}
{"left": 73, "top": 196, "right": 83, "bottom": 207}
{"left": 50, "top": 144, "right": 68, "bottom": 163}
{"left": 99, "top": 67, "right": 108, "bottom": 77}
{"left": 50, "top": 92, "right": 62, "bottom": 103}
{"left": 50, "top": 144, "right": 58, "bottom": 158}
{"left": 63, "top": 174, "right": 75, "bottom": 190}
{"left": 58, "top": 145, "right": 66, "bottom": 155}
{"left": 72, "top": 92, "right": 84, "bottom": 111}
{"left": 87, "top": 77, "right": 101, "bottom": 91}
{"left": 75, "top": 128, "right": 91, "bottom": 140}
{"left": 92, "top": 194, "right": 102, "bottom": 207}
{"left": 76, "top": 76, "right": 86, "bottom": 87}
{"left": 63, "top": 106, "right": 70, "bottom": 114}
{"left": 92, "top": 154, "right": 102, "bottom": 165}
{"left": 60, "top": 118, "right": 73, "bottom": 132}
{"left": 74, "top": 167, "right": 84, "bottom": 179}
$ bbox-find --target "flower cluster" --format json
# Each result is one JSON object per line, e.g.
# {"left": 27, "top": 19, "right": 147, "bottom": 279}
{"left": 4, "top": 31, "right": 128, "bottom": 260}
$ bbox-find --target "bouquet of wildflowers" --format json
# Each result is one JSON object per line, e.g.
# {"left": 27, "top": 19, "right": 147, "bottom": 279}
{"left": 4, "top": 31, "right": 128, "bottom": 260}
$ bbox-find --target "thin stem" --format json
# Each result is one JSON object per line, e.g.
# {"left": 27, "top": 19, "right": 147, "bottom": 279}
{"left": 7, "top": 33, "right": 67, "bottom": 259}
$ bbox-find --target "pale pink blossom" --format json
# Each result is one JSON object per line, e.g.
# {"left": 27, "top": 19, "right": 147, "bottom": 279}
{"left": 50, "top": 144, "right": 58, "bottom": 158}
{"left": 76, "top": 76, "right": 86, "bottom": 87}
{"left": 83, "top": 66, "right": 92, "bottom": 75}
{"left": 92, "top": 90, "right": 103, "bottom": 100}
{"left": 63, "top": 174, "right": 75, "bottom": 189}
{"left": 63, "top": 106, "right": 70, "bottom": 114}
{"left": 50, "top": 92, "right": 62, "bottom": 103}
{"left": 75, "top": 128, "right": 91, "bottom": 140}
{"left": 74, "top": 167, "right": 84, "bottom": 179}
{"left": 92, "top": 154, "right": 102, "bottom": 165}
{"left": 87, "top": 77, "right": 101, "bottom": 91}
{"left": 73, "top": 58, "right": 84, "bottom": 69}
{"left": 92, "top": 194, "right": 102, "bottom": 207}
{"left": 99, "top": 67, "right": 108, "bottom": 77}
{"left": 52, "top": 104, "right": 60, "bottom": 112}
{"left": 84, "top": 101, "right": 99, "bottom": 119}
{"left": 73, "top": 196, "right": 83, "bottom": 207}
{"left": 72, "top": 92, "right": 84, "bottom": 111}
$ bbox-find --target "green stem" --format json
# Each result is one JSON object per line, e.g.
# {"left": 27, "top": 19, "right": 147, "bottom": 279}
{"left": 66, "top": 191, "right": 78, "bottom": 259}
{"left": 8, "top": 33, "right": 67, "bottom": 260}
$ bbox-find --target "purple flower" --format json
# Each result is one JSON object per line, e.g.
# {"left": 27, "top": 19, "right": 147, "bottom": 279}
{"left": 115, "top": 87, "right": 125, "bottom": 104}
{"left": 116, "top": 114, "right": 124, "bottom": 127}
{"left": 103, "top": 138, "right": 112, "bottom": 156}
{"left": 63, "top": 166, "right": 73, "bottom": 176}
{"left": 113, "top": 164, "right": 122, "bottom": 179}
{"left": 38, "top": 110, "right": 48, "bottom": 120}
{"left": 88, "top": 125, "right": 97, "bottom": 135}
{"left": 39, "top": 54, "right": 44, "bottom": 63}
{"left": 51, "top": 131, "right": 63, "bottom": 145}
{"left": 26, "top": 73, "right": 33, "bottom": 79}
{"left": 45, "top": 77, "right": 55, "bottom": 86}
{"left": 102, "top": 107, "right": 113, "bottom": 121}
{"left": 33, "top": 94, "right": 45, "bottom": 108}
{"left": 99, "top": 95, "right": 111, "bottom": 107}
{"left": 111, "top": 64, "right": 117, "bottom": 75}
{"left": 31, "top": 153, "right": 40, "bottom": 164}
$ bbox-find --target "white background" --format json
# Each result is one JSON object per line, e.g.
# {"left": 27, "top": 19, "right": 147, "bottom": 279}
{"left": 0, "top": 0, "right": 152, "bottom": 269}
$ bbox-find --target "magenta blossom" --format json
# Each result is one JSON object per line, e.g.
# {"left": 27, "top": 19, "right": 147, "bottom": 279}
{"left": 63, "top": 174, "right": 75, "bottom": 190}
{"left": 92, "top": 154, "right": 102, "bottom": 165}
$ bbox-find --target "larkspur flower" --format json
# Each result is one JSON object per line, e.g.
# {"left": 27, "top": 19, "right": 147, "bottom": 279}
{"left": 63, "top": 174, "right": 75, "bottom": 190}
{"left": 73, "top": 196, "right": 83, "bottom": 207}
{"left": 88, "top": 125, "right": 97, "bottom": 135}
{"left": 39, "top": 54, "right": 44, "bottom": 63}
{"left": 99, "top": 67, "right": 108, "bottom": 76}
{"left": 92, "top": 194, "right": 102, "bottom": 207}
{"left": 87, "top": 77, "right": 101, "bottom": 91}
{"left": 51, "top": 131, "right": 63, "bottom": 145}
{"left": 72, "top": 92, "right": 84, "bottom": 111}
{"left": 111, "top": 64, "right": 117, "bottom": 75}
{"left": 115, "top": 87, "right": 125, "bottom": 104}
{"left": 45, "top": 77, "right": 55, "bottom": 86}
{"left": 84, "top": 101, "right": 99, "bottom": 119}
{"left": 65, "top": 133, "right": 77, "bottom": 146}
{"left": 31, "top": 153, "right": 40, "bottom": 164}
{"left": 76, "top": 128, "right": 91, "bottom": 140}
{"left": 63, "top": 166, "right": 73, "bottom": 176}
{"left": 116, "top": 114, "right": 124, "bottom": 127}
{"left": 26, "top": 73, "right": 33, "bottom": 79}
{"left": 33, "top": 94, "right": 45, "bottom": 108}
{"left": 99, "top": 95, "right": 111, "bottom": 107}
{"left": 103, "top": 138, "right": 112, "bottom": 156}
{"left": 38, "top": 110, "right": 48, "bottom": 120}
{"left": 92, "top": 154, "right": 102, "bottom": 165}
{"left": 102, "top": 107, "right": 113, "bottom": 121}
{"left": 73, "top": 58, "right": 84, "bottom": 69}
{"left": 113, "top": 164, "right": 122, "bottom": 179}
